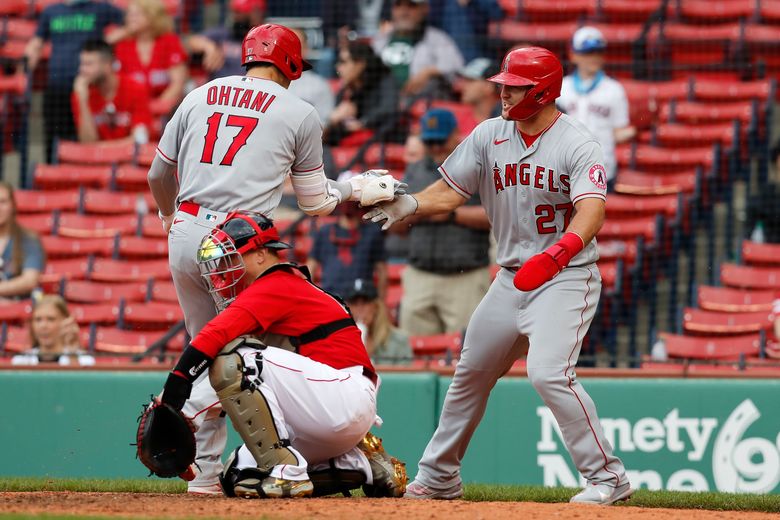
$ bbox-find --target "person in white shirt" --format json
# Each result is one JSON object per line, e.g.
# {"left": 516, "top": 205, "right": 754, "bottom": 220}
{"left": 558, "top": 26, "right": 635, "bottom": 185}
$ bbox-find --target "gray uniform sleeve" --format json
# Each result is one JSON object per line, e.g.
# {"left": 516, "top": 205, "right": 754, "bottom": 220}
{"left": 156, "top": 101, "right": 187, "bottom": 165}
{"left": 438, "top": 127, "right": 483, "bottom": 198}
{"left": 568, "top": 139, "right": 608, "bottom": 205}
{"left": 292, "top": 110, "right": 324, "bottom": 173}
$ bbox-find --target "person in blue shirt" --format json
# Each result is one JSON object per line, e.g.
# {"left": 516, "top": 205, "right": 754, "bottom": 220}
{"left": 25, "top": 0, "right": 125, "bottom": 161}
{"left": 0, "top": 182, "right": 45, "bottom": 300}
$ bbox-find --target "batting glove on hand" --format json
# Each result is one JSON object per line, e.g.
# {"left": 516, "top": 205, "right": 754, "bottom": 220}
{"left": 363, "top": 194, "right": 418, "bottom": 231}
{"left": 513, "top": 232, "right": 585, "bottom": 291}
{"left": 351, "top": 170, "right": 408, "bottom": 206}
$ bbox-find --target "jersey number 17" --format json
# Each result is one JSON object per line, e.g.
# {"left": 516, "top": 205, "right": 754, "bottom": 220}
{"left": 200, "top": 112, "right": 259, "bottom": 166}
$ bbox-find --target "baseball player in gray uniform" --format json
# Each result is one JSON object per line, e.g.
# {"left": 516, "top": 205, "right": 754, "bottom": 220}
{"left": 365, "top": 47, "right": 632, "bottom": 505}
{"left": 148, "top": 23, "right": 401, "bottom": 494}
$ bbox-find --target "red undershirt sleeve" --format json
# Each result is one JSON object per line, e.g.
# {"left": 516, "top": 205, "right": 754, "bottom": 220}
{"left": 189, "top": 306, "right": 264, "bottom": 358}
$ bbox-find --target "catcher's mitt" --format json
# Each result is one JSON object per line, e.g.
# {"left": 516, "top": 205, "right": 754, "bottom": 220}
{"left": 135, "top": 399, "right": 196, "bottom": 478}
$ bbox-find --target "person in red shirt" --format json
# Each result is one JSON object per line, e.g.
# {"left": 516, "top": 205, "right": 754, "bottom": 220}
{"left": 160, "top": 211, "right": 407, "bottom": 499}
{"left": 71, "top": 39, "right": 152, "bottom": 143}
{"left": 114, "top": 0, "right": 188, "bottom": 109}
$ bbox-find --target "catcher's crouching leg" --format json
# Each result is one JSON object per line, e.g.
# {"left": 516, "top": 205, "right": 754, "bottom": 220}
{"left": 209, "top": 339, "right": 312, "bottom": 498}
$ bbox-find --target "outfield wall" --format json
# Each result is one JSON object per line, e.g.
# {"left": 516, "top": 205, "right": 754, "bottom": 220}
{"left": 1, "top": 371, "right": 778, "bottom": 494}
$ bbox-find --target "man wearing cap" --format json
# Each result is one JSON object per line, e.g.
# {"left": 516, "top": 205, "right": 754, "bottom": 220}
{"left": 394, "top": 108, "right": 490, "bottom": 336}
{"left": 558, "top": 26, "right": 635, "bottom": 185}
{"left": 373, "top": 0, "right": 464, "bottom": 96}
{"left": 458, "top": 57, "right": 502, "bottom": 124}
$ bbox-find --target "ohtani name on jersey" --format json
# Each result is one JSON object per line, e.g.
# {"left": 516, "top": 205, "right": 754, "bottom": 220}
{"left": 492, "top": 162, "right": 570, "bottom": 195}
{"left": 205, "top": 85, "right": 276, "bottom": 113}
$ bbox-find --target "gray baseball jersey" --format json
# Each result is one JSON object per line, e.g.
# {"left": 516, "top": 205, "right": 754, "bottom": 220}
{"left": 438, "top": 112, "right": 607, "bottom": 267}
{"left": 157, "top": 75, "right": 323, "bottom": 216}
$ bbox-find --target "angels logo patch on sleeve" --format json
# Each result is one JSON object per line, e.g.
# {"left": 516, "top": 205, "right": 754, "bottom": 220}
{"left": 588, "top": 164, "right": 607, "bottom": 190}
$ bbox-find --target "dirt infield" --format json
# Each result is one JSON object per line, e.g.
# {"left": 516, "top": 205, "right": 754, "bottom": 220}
{"left": 1, "top": 492, "right": 778, "bottom": 520}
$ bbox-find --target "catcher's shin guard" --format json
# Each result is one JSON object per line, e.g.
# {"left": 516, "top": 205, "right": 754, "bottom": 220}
{"left": 209, "top": 339, "right": 298, "bottom": 473}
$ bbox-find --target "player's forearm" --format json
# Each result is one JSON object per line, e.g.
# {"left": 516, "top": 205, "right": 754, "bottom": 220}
{"left": 159, "top": 65, "right": 188, "bottom": 104}
{"left": 614, "top": 125, "right": 636, "bottom": 143}
{"left": 566, "top": 198, "right": 605, "bottom": 246}
{"left": 414, "top": 179, "right": 467, "bottom": 216}
{"left": 0, "top": 270, "right": 40, "bottom": 298}
{"left": 147, "top": 155, "right": 179, "bottom": 216}
{"left": 24, "top": 38, "right": 43, "bottom": 70}
{"left": 375, "top": 262, "right": 388, "bottom": 299}
{"left": 76, "top": 102, "right": 99, "bottom": 143}
{"left": 453, "top": 205, "right": 491, "bottom": 230}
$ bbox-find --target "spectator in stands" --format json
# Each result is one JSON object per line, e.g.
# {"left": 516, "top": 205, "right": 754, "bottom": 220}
{"left": 0, "top": 182, "right": 44, "bottom": 301}
{"left": 429, "top": 0, "right": 502, "bottom": 63}
{"left": 342, "top": 278, "right": 411, "bottom": 365}
{"left": 307, "top": 187, "right": 388, "bottom": 296}
{"left": 114, "top": 0, "right": 189, "bottom": 110}
{"left": 25, "top": 0, "right": 125, "bottom": 162}
{"left": 186, "top": 0, "right": 265, "bottom": 81}
{"left": 558, "top": 26, "right": 635, "bottom": 186}
{"left": 323, "top": 0, "right": 391, "bottom": 46}
{"left": 11, "top": 295, "right": 94, "bottom": 366}
{"left": 395, "top": 108, "right": 490, "bottom": 335}
{"left": 324, "top": 41, "right": 400, "bottom": 145}
{"left": 71, "top": 39, "right": 152, "bottom": 144}
{"left": 746, "top": 149, "right": 780, "bottom": 243}
{"left": 288, "top": 28, "right": 336, "bottom": 123}
{"left": 457, "top": 57, "right": 500, "bottom": 123}
{"left": 373, "top": 0, "right": 464, "bottom": 97}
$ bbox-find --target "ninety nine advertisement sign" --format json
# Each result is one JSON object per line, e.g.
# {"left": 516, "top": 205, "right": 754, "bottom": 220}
{"left": 459, "top": 378, "right": 780, "bottom": 493}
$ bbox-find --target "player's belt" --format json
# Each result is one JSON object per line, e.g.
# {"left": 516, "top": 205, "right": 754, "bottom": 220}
{"left": 501, "top": 265, "right": 519, "bottom": 272}
{"left": 178, "top": 201, "right": 201, "bottom": 216}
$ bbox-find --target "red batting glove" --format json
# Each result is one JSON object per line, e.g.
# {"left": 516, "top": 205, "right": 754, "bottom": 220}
{"left": 513, "top": 232, "right": 584, "bottom": 291}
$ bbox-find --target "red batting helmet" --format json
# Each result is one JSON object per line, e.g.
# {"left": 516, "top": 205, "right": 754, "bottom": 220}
{"left": 241, "top": 23, "right": 312, "bottom": 81}
{"left": 488, "top": 47, "right": 563, "bottom": 121}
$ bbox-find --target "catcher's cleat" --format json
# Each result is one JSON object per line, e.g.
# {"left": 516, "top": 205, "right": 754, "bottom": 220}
{"left": 569, "top": 482, "right": 633, "bottom": 505}
{"left": 403, "top": 480, "right": 463, "bottom": 500}
{"left": 257, "top": 477, "right": 314, "bottom": 499}
{"left": 358, "top": 432, "right": 408, "bottom": 498}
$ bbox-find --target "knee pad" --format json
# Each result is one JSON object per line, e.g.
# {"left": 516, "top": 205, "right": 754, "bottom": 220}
{"left": 209, "top": 337, "right": 298, "bottom": 473}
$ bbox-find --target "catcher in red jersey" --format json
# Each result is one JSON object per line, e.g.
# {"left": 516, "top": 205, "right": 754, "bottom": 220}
{"left": 158, "top": 211, "right": 406, "bottom": 499}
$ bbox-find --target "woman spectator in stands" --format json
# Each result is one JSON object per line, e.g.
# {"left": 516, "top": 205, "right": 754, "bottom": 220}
{"left": 324, "top": 40, "right": 401, "bottom": 146}
{"left": 0, "top": 182, "right": 44, "bottom": 301}
{"left": 114, "top": 0, "right": 189, "bottom": 112}
{"left": 12, "top": 295, "right": 94, "bottom": 366}
{"left": 341, "top": 278, "right": 411, "bottom": 365}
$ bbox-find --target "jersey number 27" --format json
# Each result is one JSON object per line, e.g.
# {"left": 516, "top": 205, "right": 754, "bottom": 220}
{"left": 200, "top": 112, "right": 258, "bottom": 166}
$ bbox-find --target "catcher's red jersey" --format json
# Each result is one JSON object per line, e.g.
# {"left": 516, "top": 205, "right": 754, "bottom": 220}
{"left": 191, "top": 267, "right": 374, "bottom": 373}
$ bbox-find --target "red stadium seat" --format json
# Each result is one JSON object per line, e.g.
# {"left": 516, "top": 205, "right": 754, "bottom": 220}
{"left": 597, "top": 240, "right": 639, "bottom": 264}
{"left": 140, "top": 214, "right": 168, "bottom": 238}
{"left": 92, "top": 327, "right": 159, "bottom": 354}
{"left": 82, "top": 189, "right": 155, "bottom": 215}
{"left": 690, "top": 79, "right": 774, "bottom": 102}
{"left": 629, "top": 145, "right": 715, "bottom": 172}
{"left": 697, "top": 286, "right": 775, "bottom": 313}
{"left": 122, "top": 301, "right": 184, "bottom": 330}
{"left": 741, "top": 241, "right": 780, "bottom": 266}
{"left": 3, "top": 19, "right": 36, "bottom": 41}
{"left": 683, "top": 308, "right": 774, "bottom": 335}
{"left": 662, "top": 333, "right": 761, "bottom": 360}
{"left": 597, "top": 259, "right": 621, "bottom": 289}
{"left": 600, "top": 0, "right": 662, "bottom": 23}
{"left": 116, "top": 236, "right": 168, "bottom": 259}
{"left": 679, "top": 0, "right": 754, "bottom": 24}
{"left": 0, "top": 73, "right": 27, "bottom": 95}
{"left": 90, "top": 259, "right": 170, "bottom": 283}
{"left": 664, "top": 101, "right": 756, "bottom": 125}
{"left": 57, "top": 213, "right": 139, "bottom": 238}
{"left": 63, "top": 280, "right": 149, "bottom": 304}
{"left": 150, "top": 281, "right": 179, "bottom": 303}
{"left": 2, "top": 326, "right": 30, "bottom": 353}
{"left": 70, "top": 303, "right": 121, "bottom": 326}
{"left": 0, "top": 300, "right": 32, "bottom": 326}
{"left": 620, "top": 78, "right": 691, "bottom": 104}
{"left": 614, "top": 169, "right": 699, "bottom": 195}
{"left": 135, "top": 142, "right": 157, "bottom": 167}
{"left": 0, "top": 0, "right": 29, "bottom": 16}
{"left": 654, "top": 123, "right": 737, "bottom": 148}
{"left": 656, "top": 23, "right": 741, "bottom": 68}
{"left": 16, "top": 212, "right": 57, "bottom": 235}
{"left": 387, "top": 264, "right": 407, "bottom": 284}
{"left": 364, "top": 143, "right": 407, "bottom": 169}
{"left": 41, "top": 235, "right": 114, "bottom": 259}
{"left": 33, "top": 164, "right": 113, "bottom": 190}
{"left": 759, "top": 1, "right": 780, "bottom": 23}
{"left": 41, "top": 258, "right": 91, "bottom": 292}
{"left": 488, "top": 21, "right": 576, "bottom": 51}
{"left": 741, "top": 24, "right": 780, "bottom": 71}
{"left": 331, "top": 146, "right": 360, "bottom": 171}
{"left": 409, "top": 332, "right": 462, "bottom": 357}
{"left": 14, "top": 189, "right": 80, "bottom": 214}
{"left": 598, "top": 216, "right": 658, "bottom": 242}
{"left": 606, "top": 194, "right": 680, "bottom": 218}
{"left": 56, "top": 140, "right": 135, "bottom": 165}
{"left": 520, "top": 0, "right": 595, "bottom": 22}
{"left": 721, "top": 263, "right": 780, "bottom": 290}
{"left": 114, "top": 165, "right": 150, "bottom": 192}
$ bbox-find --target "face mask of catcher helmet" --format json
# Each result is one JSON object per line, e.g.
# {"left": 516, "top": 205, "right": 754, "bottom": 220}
{"left": 197, "top": 229, "right": 247, "bottom": 312}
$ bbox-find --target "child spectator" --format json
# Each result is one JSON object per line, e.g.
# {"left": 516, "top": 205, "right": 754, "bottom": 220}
{"left": 24, "top": 0, "right": 125, "bottom": 161}
{"left": 114, "top": 0, "right": 189, "bottom": 108}
{"left": 72, "top": 39, "right": 152, "bottom": 143}
{"left": 12, "top": 295, "right": 94, "bottom": 366}
{"left": 0, "top": 182, "right": 44, "bottom": 301}
{"left": 325, "top": 41, "right": 401, "bottom": 145}
{"left": 307, "top": 192, "right": 388, "bottom": 297}
{"left": 342, "top": 278, "right": 411, "bottom": 365}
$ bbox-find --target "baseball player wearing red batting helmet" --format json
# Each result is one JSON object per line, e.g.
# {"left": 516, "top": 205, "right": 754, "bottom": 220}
{"left": 365, "top": 46, "right": 632, "bottom": 504}
{"left": 148, "top": 22, "right": 404, "bottom": 494}
{"left": 160, "top": 211, "right": 407, "bottom": 499}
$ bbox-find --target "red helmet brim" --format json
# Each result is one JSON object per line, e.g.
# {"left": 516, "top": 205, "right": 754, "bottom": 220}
{"left": 487, "top": 72, "right": 535, "bottom": 87}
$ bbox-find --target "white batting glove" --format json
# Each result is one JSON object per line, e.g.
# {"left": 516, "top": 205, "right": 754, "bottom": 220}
{"left": 363, "top": 194, "right": 418, "bottom": 231}
{"left": 159, "top": 210, "right": 175, "bottom": 234}
{"left": 349, "top": 170, "right": 408, "bottom": 206}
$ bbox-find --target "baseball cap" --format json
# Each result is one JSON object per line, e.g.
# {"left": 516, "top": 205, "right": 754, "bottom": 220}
{"left": 572, "top": 26, "right": 606, "bottom": 53}
{"left": 458, "top": 57, "right": 499, "bottom": 81}
{"left": 419, "top": 108, "right": 457, "bottom": 142}
{"left": 341, "top": 278, "right": 379, "bottom": 301}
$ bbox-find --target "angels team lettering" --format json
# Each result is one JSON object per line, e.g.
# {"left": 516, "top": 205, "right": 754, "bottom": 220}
{"left": 206, "top": 85, "right": 276, "bottom": 113}
{"left": 492, "top": 162, "right": 570, "bottom": 195}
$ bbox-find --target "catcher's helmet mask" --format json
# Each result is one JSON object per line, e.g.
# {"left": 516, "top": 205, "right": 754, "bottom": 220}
{"left": 241, "top": 23, "right": 312, "bottom": 81}
{"left": 197, "top": 211, "right": 291, "bottom": 311}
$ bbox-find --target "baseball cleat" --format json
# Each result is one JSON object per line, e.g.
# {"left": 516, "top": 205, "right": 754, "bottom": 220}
{"left": 358, "top": 432, "right": 408, "bottom": 497}
{"left": 569, "top": 482, "right": 633, "bottom": 505}
{"left": 403, "top": 480, "right": 463, "bottom": 500}
{"left": 258, "top": 477, "right": 314, "bottom": 499}
{"left": 187, "top": 482, "right": 223, "bottom": 495}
